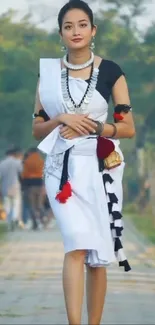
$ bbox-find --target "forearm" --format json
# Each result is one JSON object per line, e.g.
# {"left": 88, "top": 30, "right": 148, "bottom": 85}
{"left": 101, "top": 121, "right": 135, "bottom": 139}
{"left": 32, "top": 116, "right": 61, "bottom": 140}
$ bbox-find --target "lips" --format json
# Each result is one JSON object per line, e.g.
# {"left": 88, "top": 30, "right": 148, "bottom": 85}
{"left": 72, "top": 38, "right": 83, "bottom": 42}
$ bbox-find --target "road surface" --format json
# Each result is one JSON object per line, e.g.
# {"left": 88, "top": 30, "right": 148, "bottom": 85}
{"left": 0, "top": 219, "right": 155, "bottom": 324}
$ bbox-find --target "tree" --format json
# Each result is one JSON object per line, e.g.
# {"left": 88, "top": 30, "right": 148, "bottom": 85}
{"left": 0, "top": 2, "right": 155, "bottom": 211}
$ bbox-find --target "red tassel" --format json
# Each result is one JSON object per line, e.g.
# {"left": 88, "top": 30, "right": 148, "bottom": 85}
{"left": 113, "top": 113, "right": 124, "bottom": 121}
{"left": 56, "top": 181, "right": 72, "bottom": 204}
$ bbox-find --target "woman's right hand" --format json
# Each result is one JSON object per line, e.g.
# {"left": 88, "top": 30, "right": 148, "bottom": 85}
{"left": 58, "top": 113, "right": 97, "bottom": 135}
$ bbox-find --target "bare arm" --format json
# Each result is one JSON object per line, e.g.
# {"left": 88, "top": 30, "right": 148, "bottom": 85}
{"left": 101, "top": 75, "right": 136, "bottom": 138}
{"left": 32, "top": 81, "right": 97, "bottom": 140}
{"left": 60, "top": 75, "right": 136, "bottom": 140}
{"left": 32, "top": 81, "right": 62, "bottom": 140}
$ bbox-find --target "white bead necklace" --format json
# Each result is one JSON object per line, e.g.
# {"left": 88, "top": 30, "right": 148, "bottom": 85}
{"left": 63, "top": 52, "right": 94, "bottom": 71}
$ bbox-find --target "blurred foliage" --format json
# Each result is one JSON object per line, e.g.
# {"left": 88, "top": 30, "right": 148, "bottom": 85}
{"left": 125, "top": 212, "right": 155, "bottom": 243}
{"left": 0, "top": 0, "right": 155, "bottom": 204}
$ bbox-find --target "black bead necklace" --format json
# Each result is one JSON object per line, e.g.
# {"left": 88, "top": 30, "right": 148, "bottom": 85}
{"left": 66, "top": 63, "right": 94, "bottom": 109}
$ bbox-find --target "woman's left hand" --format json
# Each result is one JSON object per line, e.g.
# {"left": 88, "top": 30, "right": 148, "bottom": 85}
{"left": 59, "top": 125, "right": 81, "bottom": 139}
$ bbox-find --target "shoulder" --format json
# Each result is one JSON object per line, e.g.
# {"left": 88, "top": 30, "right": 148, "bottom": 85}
{"left": 99, "top": 58, "right": 125, "bottom": 88}
{"left": 99, "top": 59, "right": 124, "bottom": 72}
{"left": 12, "top": 157, "right": 21, "bottom": 166}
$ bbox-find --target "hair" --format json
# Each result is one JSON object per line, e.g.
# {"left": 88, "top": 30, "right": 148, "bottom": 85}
{"left": 26, "top": 147, "right": 38, "bottom": 154}
{"left": 58, "top": 0, "right": 94, "bottom": 32}
{"left": 23, "top": 147, "right": 38, "bottom": 160}
{"left": 6, "top": 146, "right": 21, "bottom": 156}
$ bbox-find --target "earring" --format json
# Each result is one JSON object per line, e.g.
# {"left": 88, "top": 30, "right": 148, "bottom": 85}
{"left": 90, "top": 37, "right": 95, "bottom": 50}
{"left": 61, "top": 45, "right": 66, "bottom": 52}
{"left": 60, "top": 39, "right": 66, "bottom": 52}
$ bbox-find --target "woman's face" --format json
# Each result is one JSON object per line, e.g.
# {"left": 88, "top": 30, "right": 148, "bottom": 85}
{"left": 60, "top": 8, "right": 96, "bottom": 51}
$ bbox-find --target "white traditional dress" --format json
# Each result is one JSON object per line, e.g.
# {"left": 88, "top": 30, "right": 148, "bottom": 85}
{"left": 38, "top": 58, "right": 131, "bottom": 271}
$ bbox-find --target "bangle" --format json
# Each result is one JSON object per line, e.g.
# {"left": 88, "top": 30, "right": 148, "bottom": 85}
{"left": 32, "top": 109, "right": 50, "bottom": 121}
{"left": 114, "top": 104, "right": 132, "bottom": 113}
{"left": 108, "top": 123, "right": 117, "bottom": 138}
{"left": 95, "top": 121, "right": 104, "bottom": 135}
{"left": 90, "top": 120, "right": 104, "bottom": 136}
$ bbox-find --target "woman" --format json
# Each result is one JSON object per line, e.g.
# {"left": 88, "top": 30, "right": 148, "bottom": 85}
{"left": 32, "top": 0, "right": 135, "bottom": 323}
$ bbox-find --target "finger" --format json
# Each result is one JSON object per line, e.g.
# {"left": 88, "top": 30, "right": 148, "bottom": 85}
{"left": 62, "top": 135, "right": 70, "bottom": 139}
{"left": 60, "top": 126, "right": 68, "bottom": 134}
{"left": 67, "top": 124, "right": 87, "bottom": 135}
{"left": 68, "top": 135, "right": 77, "bottom": 140}
{"left": 63, "top": 132, "right": 74, "bottom": 139}
{"left": 60, "top": 130, "right": 70, "bottom": 137}
{"left": 60, "top": 125, "right": 68, "bottom": 132}
{"left": 80, "top": 121, "right": 96, "bottom": 133}
{"left": 79, "top": 114, "right": 89, "bottom": 117}
{"left": 84, "top": 118, "right": 98, "bottom": 128}
{"left": 62, "top": 129, "right": 78, "bottom": 138}
{"left": 75, "top": 125, "right": 89, "bottom": 135}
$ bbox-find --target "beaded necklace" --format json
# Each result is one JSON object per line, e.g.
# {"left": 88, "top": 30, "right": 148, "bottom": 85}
{"left": 61, "top": 64, "right": 99, "bottom": 113}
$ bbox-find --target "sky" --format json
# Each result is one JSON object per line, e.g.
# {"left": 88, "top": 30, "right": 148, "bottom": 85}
{"left": 0, "top": 0, "right": 155, "bottom": 32}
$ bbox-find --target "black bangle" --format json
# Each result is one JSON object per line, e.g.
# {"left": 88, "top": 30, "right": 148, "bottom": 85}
{"left": 90, "top": 120, "right": 104, "bottom": 136}
{"left": 32, "top": 109, "right": 50, "bottom": 121}
{"left": 96, "top": 121, "right": 104, "bottom": 135}
{"left": 114, "top": 104, "right": 132, "bottom": 113}
{"left": 108, "top": 123, "right": 117, "bottom": 138}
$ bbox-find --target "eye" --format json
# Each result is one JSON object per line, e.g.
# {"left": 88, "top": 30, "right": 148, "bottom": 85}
{"left": 80, "top": 23, "right": 87, "bottom": 28}
{"left": 64, "top": 25, "right": 72, "bottom": 30}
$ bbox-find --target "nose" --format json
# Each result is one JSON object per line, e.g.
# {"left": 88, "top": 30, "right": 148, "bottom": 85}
{"left": 72, "top": 25, "right": 80, "bottom": 36}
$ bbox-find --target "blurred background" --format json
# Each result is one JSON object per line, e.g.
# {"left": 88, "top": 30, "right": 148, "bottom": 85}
{"left": 0, "top": 0, "right": 155, "bottom": 324}
{"left": 0, "top": 0, "right": 155, "bottom": 239}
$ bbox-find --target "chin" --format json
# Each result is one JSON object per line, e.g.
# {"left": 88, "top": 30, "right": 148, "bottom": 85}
{"left": 68, "top": 42, "right": 87, "bottom": 51}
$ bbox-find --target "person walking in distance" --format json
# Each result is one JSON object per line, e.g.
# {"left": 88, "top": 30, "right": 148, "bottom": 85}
{"left": 21, "top": 147, "right": 45, "bottom": 230}
{"left": 32, "top": 0, "right": 136, "bottom": 323}
{"left": 0, "top": 147, "right": 23, "bottom": 230}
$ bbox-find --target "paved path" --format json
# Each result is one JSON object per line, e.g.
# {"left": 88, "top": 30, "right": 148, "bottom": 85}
{"left": 0, "top": 220, "right": 155, "bottom": 324}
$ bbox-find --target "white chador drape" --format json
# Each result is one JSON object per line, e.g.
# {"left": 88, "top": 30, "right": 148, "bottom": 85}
{"left": 38, "top": 58, "right": 131, "bottom": 271}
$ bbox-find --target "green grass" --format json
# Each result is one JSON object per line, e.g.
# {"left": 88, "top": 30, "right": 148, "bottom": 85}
{"left": 0, "top": 222, "right": 7, "bottom": 241}
{"left": 125, "top": 211, "right": 155, "bottom": 244}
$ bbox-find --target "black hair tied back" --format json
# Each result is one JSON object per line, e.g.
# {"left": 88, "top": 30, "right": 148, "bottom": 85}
{"left": 58, "top": 0, "right": 94, "bottom": 31}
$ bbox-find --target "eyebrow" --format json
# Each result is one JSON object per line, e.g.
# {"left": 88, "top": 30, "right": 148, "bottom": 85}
{"left": 64, "top": 19, "right": 88, "bottom": 24}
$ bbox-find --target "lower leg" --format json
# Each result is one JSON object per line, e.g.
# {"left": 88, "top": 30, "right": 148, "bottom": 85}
{"left": 63, "top": 250, "right": 86, "bottom": 325}
{"left": 27, "top": 188, "right": 38, "bottom": 229}
{"left": 86, "top": 266, "right": 107, "bottom": 325}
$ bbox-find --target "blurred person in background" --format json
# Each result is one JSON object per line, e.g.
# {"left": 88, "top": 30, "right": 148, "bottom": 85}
{"left": 42, "top": 186, "right": 56, "bottom": 229}
{"left": 0, "top": 146, "right": 24, "bottom": 231}
{"left": 21, "top": 147, "right": 45, "bottom": 230}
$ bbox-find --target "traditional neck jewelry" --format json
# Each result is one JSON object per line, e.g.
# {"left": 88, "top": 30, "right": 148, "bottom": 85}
{"left": 63, "top": 52, "right": 94, "bottom": 71}
{"left": 61, "top": 64, "right": 99, "bottom": 113}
